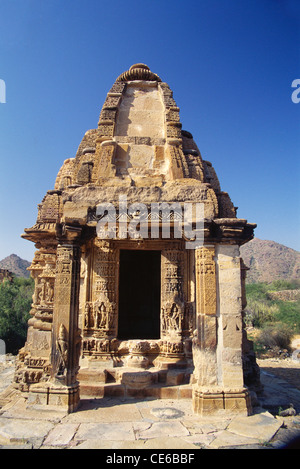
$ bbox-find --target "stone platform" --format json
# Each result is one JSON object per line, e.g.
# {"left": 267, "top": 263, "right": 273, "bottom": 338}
{"left": 77, "top": 365, "right": 193, "bottom": 400}
{"left": 0, "top": 360, "right": 300, "bottom": 449}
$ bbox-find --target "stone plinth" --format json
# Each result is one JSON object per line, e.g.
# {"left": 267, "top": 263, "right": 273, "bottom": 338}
{"left": 27, "top": 380, "right": 80, "bottom": 413}
{"left": 192, "top": 386, "right": 251, "bottom": 416}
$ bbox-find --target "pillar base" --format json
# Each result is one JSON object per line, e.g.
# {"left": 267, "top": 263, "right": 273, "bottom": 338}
{"left": 192, "top": 385, "right": 252, "bottom": 416}
{"left": 27, "top": 380, "right": 80, "bottom": 413}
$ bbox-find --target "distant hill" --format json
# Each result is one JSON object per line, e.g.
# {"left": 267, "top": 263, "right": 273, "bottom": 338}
{"left": 0, "top": 254, "right": 31, "bottom": 278}
{"left": 240, "top": 238, "right": 300, "bottom": 284}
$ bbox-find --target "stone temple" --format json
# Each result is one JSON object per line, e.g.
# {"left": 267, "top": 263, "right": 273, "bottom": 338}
{"left": 14, "top": 64, "right": 260, "bottom": 415}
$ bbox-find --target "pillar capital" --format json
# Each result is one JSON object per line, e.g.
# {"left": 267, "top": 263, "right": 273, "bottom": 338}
{"left": 56, "top": 223, "right": 83, "bottom": 245}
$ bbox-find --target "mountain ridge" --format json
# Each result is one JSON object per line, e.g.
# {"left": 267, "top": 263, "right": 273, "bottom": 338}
{"left": 240, "top": 237, "right": 300, "bottom": 283}
{"left": 0, "top": 254, "right": 31, "bottom": 278}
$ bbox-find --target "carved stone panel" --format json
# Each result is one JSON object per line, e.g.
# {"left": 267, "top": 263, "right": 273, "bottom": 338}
{"left": 195, "top": 246, "right": 217, "bottom": 316}
{"left": 83, "top": 240, "right": 118, "bottom": 342}
{"left": 161, "top": 249, "right": 185, "bottom": 354}
{"left": 28, "top": 249, "right": 57, "bottom": 332}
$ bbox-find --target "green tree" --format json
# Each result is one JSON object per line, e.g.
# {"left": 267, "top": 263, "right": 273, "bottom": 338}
{"left": 0, "top": 277, "right": 33, "bottom": 354}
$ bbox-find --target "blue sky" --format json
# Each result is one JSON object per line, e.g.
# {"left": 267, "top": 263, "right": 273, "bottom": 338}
{"left": 0, "top": 0, "right": 299, "bottom": 262}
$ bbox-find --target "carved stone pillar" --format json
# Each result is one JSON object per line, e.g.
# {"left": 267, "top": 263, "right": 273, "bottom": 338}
{"left": 160, "top": 248, "right": 185, "bottom": 363}
{"left": 192, "top": 246, "right": 218, "bottom": 392}
{"left": 217, "top": 245, "right": 246, "bottom": 388}
{"left": 14, "top": 247, "right": 56, "bottom": 391}
{"left": 27, "top": 226, "right": 82, "bottom": 413}
{"left": 81, "top": 239, "right": 118, "bottom": 362}
{"left": 192, "top": 245, "right": 252, "bottom": 416}
{"left": 216, "top": 244, "right": 251, "bottom": 413}
{"left": 51, "top": 243, "right": 81, "bottom": 385}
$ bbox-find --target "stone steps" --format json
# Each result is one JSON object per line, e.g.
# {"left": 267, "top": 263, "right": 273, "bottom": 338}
{"left": 78, "top": 366, "right": 193, "bottom": 400}
{"left": 80, "top": 382, "right": 193, "bottom": 400}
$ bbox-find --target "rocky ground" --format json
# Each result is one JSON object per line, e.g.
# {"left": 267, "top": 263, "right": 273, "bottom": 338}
{"left": 257, "top": 358, "right": 300, "bottom": 392}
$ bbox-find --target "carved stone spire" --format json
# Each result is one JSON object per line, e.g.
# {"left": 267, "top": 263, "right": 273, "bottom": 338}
{"left": 116, "top": 63, "right": 162, "bottom": 82}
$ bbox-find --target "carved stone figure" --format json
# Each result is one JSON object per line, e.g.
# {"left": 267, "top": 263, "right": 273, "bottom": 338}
{"left": 56, "top": 324, "right": 68, "bottom": 377}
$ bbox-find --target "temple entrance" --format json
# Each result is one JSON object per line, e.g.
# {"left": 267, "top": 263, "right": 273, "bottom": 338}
{"left": 118, "top": 250, "right": 161, "bottom": 340}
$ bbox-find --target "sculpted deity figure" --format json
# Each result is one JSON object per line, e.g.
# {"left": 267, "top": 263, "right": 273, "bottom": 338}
{"left": 56, "top": 324, "right": 68, "bottom": 377}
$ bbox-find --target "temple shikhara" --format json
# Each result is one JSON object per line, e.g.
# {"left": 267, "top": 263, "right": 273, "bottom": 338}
{"left": 14, "top": 64, "right": 260, "bottom": 414}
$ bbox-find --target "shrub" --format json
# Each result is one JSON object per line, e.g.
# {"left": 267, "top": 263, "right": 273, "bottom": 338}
{"left": 257, "top": 323, "right": 294, "bottom": 354}
{"left": 245, "top": 280, "right": 300, "bottom": 334}
{"left": 246, "top": 282, "right": 269, "bottom": 301}
{"left": 245, "top": 298, "right": 279, "bottom": 328}
{"left": 270, "top": 279, "right": 300, "bottom": 291}
{"left": 272, "top": 300, "right": 300, "bottom": 332}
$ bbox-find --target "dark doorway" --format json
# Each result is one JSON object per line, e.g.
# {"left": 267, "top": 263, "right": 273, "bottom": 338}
{"left": 118, "top": 250, "right": 161, "bottom": 340}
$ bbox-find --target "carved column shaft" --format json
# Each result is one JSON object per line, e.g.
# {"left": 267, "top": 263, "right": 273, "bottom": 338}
{"left": 160, "top": 248, "right": 185, "bottom": 358}
{"left": 193, "top": 246, "right": 218, "bottom": 386}
{"left": 193, "top": 244, "right": 251, "bottom": 416}
{"left": 216, "top": 245, "right": 245, "bottom": 389}
{"left": 51, "top": 242, "right": 81, "bottom": 387}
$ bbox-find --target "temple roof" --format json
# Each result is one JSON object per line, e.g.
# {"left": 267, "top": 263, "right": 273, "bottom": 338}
{"left": 54, "top": 63, "right": 223, "bottom": 193}
{"left": 22, "top": 64, "right": 256, "bottom": 245}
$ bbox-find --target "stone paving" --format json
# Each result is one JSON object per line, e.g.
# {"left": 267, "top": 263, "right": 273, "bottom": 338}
{"left": 0, "top": 361, "right": 300, "bottom": 449}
